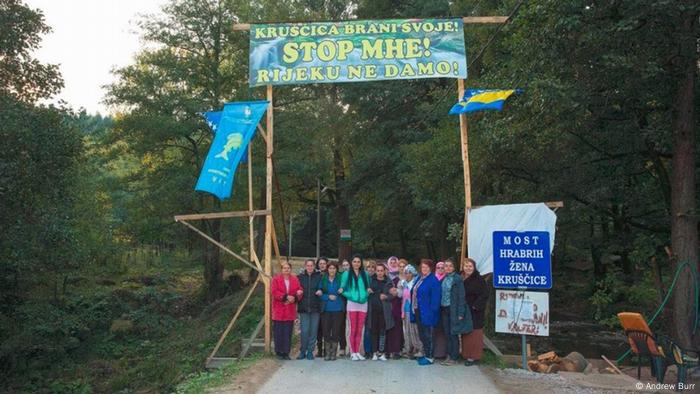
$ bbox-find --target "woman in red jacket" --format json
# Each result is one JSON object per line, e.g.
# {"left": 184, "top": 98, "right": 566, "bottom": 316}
{"left": 271, "top": 261, "right": 302, "bottom": 360}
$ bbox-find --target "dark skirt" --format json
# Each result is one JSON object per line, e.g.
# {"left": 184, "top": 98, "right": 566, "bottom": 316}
{"left": 385, "top": 317, "right": 403, "bottom": 354}
{"left": 432, "top": 325, "right": 447, "bottom": 358}
{"left": 461, "top": 328, "right": 484, "bottom": 360}
{"left": 273, "top": 320, "right": 293, "bottom": 355}
{"left": 339, "top": 311, "right": 347, "bottom": 348}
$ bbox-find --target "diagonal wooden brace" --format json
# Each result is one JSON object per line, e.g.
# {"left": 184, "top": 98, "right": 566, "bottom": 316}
{"left": 177, "top": 219, "right": 269, "bottom": 277}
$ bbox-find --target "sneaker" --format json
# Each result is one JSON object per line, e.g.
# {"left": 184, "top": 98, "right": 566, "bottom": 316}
{"left": 357, "top": 353, "right": 366, "bottom": 361}
{"left": 307, "top": 352, "right": 314, "bottom": 360}
{"left": 417, "top": 357, "right": 432, "bottom": 366}
{"left": 372, "top": 353, "right": 378, "bottom": 361}
{"left": 426, "top": 358, "right": 434, "bottom": 364}
{"left": 296, "top": 351, "right": 306, "bottom": 360}
{"left": 351, "top": 353, "right": 359, "bottom": 361}
{"left": 379, "top": 354, "right": 387, "bottom": 361}
{"left": 416, "top": 356, "right": 426, "bottom": 364}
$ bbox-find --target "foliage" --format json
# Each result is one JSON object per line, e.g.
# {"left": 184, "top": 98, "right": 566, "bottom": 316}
{"left": 2, "top": 0, "right": 698, "bottom": 389}
{"left": 173, "top": 353, "right": 264, "bottom": 394}
{"left": 0, "top": 0, "right": 62, "bottom": 102}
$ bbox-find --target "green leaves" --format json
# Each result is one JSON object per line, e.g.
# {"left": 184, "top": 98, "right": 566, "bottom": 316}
{"left": 0, "top": 0, "right": 63, "bottom": 102}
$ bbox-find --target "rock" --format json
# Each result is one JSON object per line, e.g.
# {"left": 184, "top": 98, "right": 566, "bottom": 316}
{"left": 583, "top": 363, "right": 596, "bottom": 374}
{"left": 560, "top": 351, "right": 588, "bottom": 372}
{"left": 110, "top": 319, "right": 134, "bottom": 334}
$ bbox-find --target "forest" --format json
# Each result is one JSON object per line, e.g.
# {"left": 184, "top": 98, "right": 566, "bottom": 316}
{"left": 0, "top": 0, "right": 697, "bottom": 392}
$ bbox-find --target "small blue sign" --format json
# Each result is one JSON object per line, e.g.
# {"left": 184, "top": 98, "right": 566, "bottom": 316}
{"left": 493, "top": 231, "right": 552, "bottom": 289}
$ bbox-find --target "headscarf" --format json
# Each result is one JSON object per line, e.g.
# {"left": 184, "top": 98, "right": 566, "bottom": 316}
{"left": 435, "top": 261, "right": 446, "bottom": 281}
{"left": 400, "top": 264, "right": 418, "bottom": 290}
{"left": 386, "top": 256, "right": 399, "bottom": 280}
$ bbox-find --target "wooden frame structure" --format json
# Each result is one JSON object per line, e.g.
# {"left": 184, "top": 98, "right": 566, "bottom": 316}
{"left": 176, "top": 14, "right": 565, "bottom": 367}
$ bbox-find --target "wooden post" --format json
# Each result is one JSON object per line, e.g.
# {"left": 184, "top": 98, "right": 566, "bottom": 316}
{"left": 248, "top": 144, "right": 255, "bottom": 263}
{"left": 206, "top": 277, "right": 260, "bottom": 362}
{"left": 457, "top": 79, "right": 472, "bottom": 269}
{"left": 263, "top": 85, "right": 273, "bottom": 353}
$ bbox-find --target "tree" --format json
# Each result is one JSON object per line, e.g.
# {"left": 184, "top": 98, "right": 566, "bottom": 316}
{"left": 106, "top": 0, "right": 256, "bottom": 301}
{"left": 0, "top": 0, "right": 62, "bottom": 102}
{"left": 669, "top": 2, "right": 698, "bottom": 349}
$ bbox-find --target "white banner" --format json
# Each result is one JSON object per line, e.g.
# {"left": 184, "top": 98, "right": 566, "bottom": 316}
{"left": 468, "top": 203, "right": 557, "bottom": 275}
{"left": 495, "top": 290, "right": 549, "bottom": 337}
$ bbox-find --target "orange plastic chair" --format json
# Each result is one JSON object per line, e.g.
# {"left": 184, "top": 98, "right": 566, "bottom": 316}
{"left": 617, "top": 312, "right": 665, "bottom": 381}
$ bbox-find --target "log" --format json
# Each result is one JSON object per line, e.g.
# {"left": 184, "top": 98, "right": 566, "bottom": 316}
{"left": 537, "top": 351, "right": 558, "bottom": 361}
{"left": 527, "top": 360, "right": 540, "bottom": 372}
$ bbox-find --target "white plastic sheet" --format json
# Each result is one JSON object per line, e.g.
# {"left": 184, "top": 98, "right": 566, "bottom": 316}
{"left": 467, "top": 203, "right": 557, "bottom": 275}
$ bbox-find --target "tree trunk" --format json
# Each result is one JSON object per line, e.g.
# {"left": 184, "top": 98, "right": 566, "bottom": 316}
{"left": 399, "top": 229, "right": 408, "bottom": 257}
{"left": 670, "top": 7, "right": 698, "bottom": 349}
{"left": 590, "top": 216, "right": 606, "bottom": 281}
{"left": 203, "top": 198, "right": 224, "bottom": 302}
{"left": 333, "top": 146, "right": 352, "bottom": 260}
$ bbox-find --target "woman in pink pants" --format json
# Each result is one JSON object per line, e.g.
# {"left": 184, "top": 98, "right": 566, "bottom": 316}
{"left": 338, "top": 254, "right": 371, "bottom": 361}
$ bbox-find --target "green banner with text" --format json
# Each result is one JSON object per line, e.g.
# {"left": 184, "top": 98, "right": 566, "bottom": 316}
{"left": 249, "top": 18, "right": 467, "bottom": 86}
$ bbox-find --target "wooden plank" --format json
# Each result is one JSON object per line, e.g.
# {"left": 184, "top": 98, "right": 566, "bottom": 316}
{"left": 248, "top": 144, "right": 256, "bottom": 266}
{"left": 263, "top": 84, "right": 274, "bottom": 353}
{"left": 470, "top": 201, "right": 564, "bottom": 210}
{"left": 240, "top": 317, "right": 265, "bottom": 359}
{"left": 462, "top": 16, "right": 509, "bottom": 24}
{"left": 257, "top": 124, "right": 269, "bottom": 145}
{"left": 233, "top": 16, "right": 509, "bottom": 31}
{"left": 457, "top": 79, "right": 472, "bottom": 270}
{"left": 206, "top": 278, "right": 260, "bottom": 363}
{"left": 174, "top": 209, "right": 271, "bottom": 222}
{"left": 178, "top": 220, "right": 267, "bottom": 276}
{"left": 601, "top": 355, "right": 623, "bottom": 374}
{"left": 483, "top": 335, "right": 504, "bottom": 357}
{"left": 271, "top": 223, "right": 283, "bottom": 265}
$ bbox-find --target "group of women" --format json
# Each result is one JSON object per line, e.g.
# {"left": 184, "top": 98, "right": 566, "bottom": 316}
{"left": 270, "top": 254, "right": 489, "bottom": 366}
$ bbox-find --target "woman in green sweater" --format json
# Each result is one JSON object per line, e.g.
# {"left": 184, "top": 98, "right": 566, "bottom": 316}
{"left": 338, "top": 254, "right": 371, "bottom": 361}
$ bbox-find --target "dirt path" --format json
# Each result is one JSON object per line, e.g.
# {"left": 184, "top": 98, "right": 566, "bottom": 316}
{"left": 225, "top": 358, "right": 500, "bottom": 394}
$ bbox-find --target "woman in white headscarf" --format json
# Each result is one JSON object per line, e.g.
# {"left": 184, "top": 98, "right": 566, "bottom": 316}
{"left": 398, "top": 264, "right": 423, "bottom": 358}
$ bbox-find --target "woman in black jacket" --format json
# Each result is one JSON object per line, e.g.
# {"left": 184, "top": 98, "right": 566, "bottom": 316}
{"left": 461, "top": 258, "right": 489, "bottom": 366}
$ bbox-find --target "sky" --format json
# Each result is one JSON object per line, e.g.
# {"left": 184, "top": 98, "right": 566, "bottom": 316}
{"left": 25, "top": 0, "right": 168, "bottom": 114}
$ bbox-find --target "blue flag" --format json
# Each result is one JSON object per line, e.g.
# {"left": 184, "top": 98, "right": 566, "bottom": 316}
{"left": 195, "top": 101, "right": 268, "bottom": 200}
{"left": 201, "top": 110, "right": 248, "bottom": 164}
{"left": 449, "top": 89, "right": 522, "bottom": 115}
{"left": 203, "top": 111, "right": 222, "bottom": 133}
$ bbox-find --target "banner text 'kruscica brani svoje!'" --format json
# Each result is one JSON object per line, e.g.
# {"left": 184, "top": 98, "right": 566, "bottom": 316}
{"left": 249, "top": 18, "right": 467, "bottom": 86}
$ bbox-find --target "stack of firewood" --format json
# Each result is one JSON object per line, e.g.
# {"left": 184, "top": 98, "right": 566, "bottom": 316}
{"left": 527, "top": 351, "right": 589, "bottom": 374}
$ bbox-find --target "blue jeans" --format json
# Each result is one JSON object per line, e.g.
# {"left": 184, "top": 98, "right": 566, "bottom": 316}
{"left": 416, "top": 309, "right": 433, "bottom": 358}
{"left": 363, "top": 323, "right": 373, "bottom": 354}
{"left": 299, "top": 312, "right": 320, "bottom": 354}
{"left": 441, "top": 306, "right": 460, "bottom": 360}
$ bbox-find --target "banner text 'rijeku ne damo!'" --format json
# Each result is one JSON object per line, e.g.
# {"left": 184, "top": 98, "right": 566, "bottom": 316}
{"left": 249, "top": 18, "right": 467, "bottom": 86}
